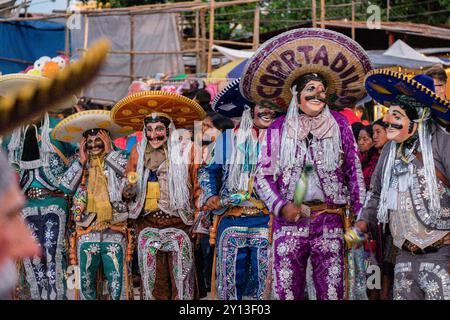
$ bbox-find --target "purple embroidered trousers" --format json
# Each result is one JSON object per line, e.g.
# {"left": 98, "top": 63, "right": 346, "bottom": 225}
{"left": 272, "top": 212, "right": 345, "bottom": 300}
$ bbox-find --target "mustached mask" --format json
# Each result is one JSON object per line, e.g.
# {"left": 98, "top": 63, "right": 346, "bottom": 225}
{"left": 144, "top": 115, "right": 171, "bottom": 148}
{"left": 384, "top": 95, "right": 425, "bottom": 143}
{"left": 252, "top": 104, "right": 279, "bottom": 129}
{"left": 294, "top": 73, "right": 328, "bottom": 116}
{"left": 83, "top": 129, "right": 108, "bottom": 156}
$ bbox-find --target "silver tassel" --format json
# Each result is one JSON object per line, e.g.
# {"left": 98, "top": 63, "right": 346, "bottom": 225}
{"left": 135, "top": 130, "right": 148, "bottom": 195}
{"left": 228, "top": 106, "right": 254, "bottom": 192}
{"left": 280, "top": 85, "right": 301, "bottom": 169}
{"left": 40, "top": 113, "right": 53, "bottom": 167}
{"left": 320, "top": 106, "right": 342, "bottom": 172}
{"left": 167, "top": 122, "right": 191, "bottom": 211}
{"left": 417, "top": 111, "right": 441, "bottom": 217}
{"left": 107, "top": 164, "right": 122, "bottom": 202}
{"left": 377, "top": 142, "right": 396, "bottom": 224}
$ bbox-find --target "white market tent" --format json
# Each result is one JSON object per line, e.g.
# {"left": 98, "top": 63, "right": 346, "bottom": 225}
{"left": 368, "top": 40, "right": 449, "bottom": 68}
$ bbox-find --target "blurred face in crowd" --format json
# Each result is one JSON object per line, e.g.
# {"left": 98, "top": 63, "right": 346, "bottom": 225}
{"left": 0, "top": 182, "right": 41, "bottom": 267}
{"left": 202, "top": 116, "right": 222, "bottom": 143}
{"left": 383, "top": 105, "right": 417, "bottom": 143}
{"left": 146, "top": 121, "right": 168, "bottom": 149}
{"left": 358, "top": 129, "right": 373, "bottom": 153}
{"left": 0, "top": 181, "right": 40, "bottom": 296}
{"left": 373, "top": 123, "right": 388, "bottom": 149}
{"left": 298, "top": 80, "right": 327, "bottom": 117}
{"left": 432, "top": 79, "right": 447, "bottom": 100}
{"left": 178, "top": 128, "right": 193, "bottom": 152}
{"left": 253, "top": 105, "right": 277, "bottom": 129}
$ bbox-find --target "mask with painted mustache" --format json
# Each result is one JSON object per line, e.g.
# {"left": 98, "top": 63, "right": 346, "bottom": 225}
{"left": 256, "top": 111, "right": 277, "bottom": 121}
{"left": 305, "top": 95, "right": 327, "bottom": 104}
{"left": 147, "top": 135, "right": 167, "bottom": 142}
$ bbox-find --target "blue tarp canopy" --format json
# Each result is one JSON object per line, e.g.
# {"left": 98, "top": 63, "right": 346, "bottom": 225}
{"left": 0, "top": 20, "right": 65, "bottom": 74}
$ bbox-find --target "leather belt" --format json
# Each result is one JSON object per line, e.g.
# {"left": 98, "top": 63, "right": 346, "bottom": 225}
{"left": 402, "top": 233, "right": 450, "bottom": 255}
{"left": 26, "top": 188, "right": 66, "bottom": 199}
{"left": 301, "top": 202, "right": 346, "bottom": 219}
{"left": 225, "top": 206, "right": 269, "bottom": 217}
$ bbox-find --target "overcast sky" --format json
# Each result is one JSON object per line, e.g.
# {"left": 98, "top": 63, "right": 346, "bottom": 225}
{"left": 27, "top": 0, "right": 68, "bottom": 13}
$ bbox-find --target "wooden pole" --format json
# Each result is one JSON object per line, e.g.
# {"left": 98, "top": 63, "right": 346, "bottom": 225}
{"left": 78, "top": 48, "right": 201, "bottom": 55}
{"left": 387, "top": 0, "right": 390, "bottom": 21}
{"left": 195, "top": 9, "right": 201, "bottom": 73}
{"left": 130, "top": 14, "right": 135, "bottom": 82}
{"left": 83, "top": 14, "right": 89, "bottom": 53}
{"left": 81, "top": 14, "right": 89, "bottom": 97}
{"left": 311, "top": 0, "right": 316, "bottom": 28}
{"left": 189, "top": 38, "right": 253, "bottom": 47}
{"left": 320, "top": 0, "right": 325, "bottom": 28}
{"left": 252, "top": 4, "right": 260, "bottom": 50}
{"left": 200, "top": 8, "right": 207, "bottom": 73}
{"left": 207, "top": 0, "right": 215, "bottom": 75}
{"left": 351, "top": 1, "right": 355, "bottom": 40}
{"left": 64, "top": 23, "right": 70, "bottom": 57}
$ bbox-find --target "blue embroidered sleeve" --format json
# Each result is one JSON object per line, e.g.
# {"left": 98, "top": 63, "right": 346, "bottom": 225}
{"left": 198, "top": 131, "right": 233, "bottom": 203}
{"left": 198, "top": 163, "right": 222, "bottom": 204}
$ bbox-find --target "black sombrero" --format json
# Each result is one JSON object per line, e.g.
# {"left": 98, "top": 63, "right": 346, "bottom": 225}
{"left": 365, "top": 69, "right": 450, "bottom": 124}
{"left": 212, "top": 78, "right": 255, "bottom": 118}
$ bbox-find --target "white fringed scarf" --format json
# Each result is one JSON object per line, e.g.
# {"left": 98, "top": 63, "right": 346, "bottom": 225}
{"left": 167, "top": 122, "right": 191, "bottom": 211}
{"left": 227, "top": 106, "right": 258, "bottom": 193}
{"left": 280, "top": 86, "right": 342, "bottom": 172}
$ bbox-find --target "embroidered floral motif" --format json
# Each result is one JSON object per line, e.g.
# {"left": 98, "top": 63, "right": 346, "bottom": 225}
{"left": 317, "top": 237, "right": 343, "bottom": 300}
{"left": 393, "top": 262, "right": 414, "bottom": 300}
{"left": 418, "top": 262, "right": 450, "bottom": 300}
{"left": 78, "top": 232, "right": 127, "bottom": 300}
{"left": 22, "top": 205, "right": 66, "bottom": 300}
{"left": 138, "top": 227, "right": 194, "bottom": 300}
{"left": 216, "top": 226, "right": 269, "bottom": 300}
{"left": 60, "top": 160, "right": 83, "bottom": 192}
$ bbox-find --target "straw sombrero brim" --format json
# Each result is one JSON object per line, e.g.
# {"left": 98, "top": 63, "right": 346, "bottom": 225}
{"left": 365, "top": 69, "right": 450, "bottom": 123}
{"left": 111, "top": 90, "right": 206, "bottom": 130}
{"left": 0, "top": 74, "right": 77, "bottom": 111}
{"left": 240, "top": 28, "right": 373, "bottom": 110}
{"left": 52, "top": 110, "right": 134, "bottom": 143}
{"left": 212, "top": 78, "right": 255, "bottom": 117}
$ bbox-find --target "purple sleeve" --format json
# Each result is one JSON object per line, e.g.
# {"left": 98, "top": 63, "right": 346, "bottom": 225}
{"left": 334, "top": 112, "right": 366, "bottom": 216}
{"left": 254, "top": 117, "right": 288, "bottom": 217}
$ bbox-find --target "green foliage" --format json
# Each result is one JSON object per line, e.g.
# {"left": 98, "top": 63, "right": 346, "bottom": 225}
{"left": 94, "top": 0, "right": 449, "bottom": 38}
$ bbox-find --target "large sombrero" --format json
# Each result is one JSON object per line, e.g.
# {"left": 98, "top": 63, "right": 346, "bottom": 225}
{"left": 212, "top": 78, "right": 255, "bottom": 117}
{"left": 240, "top": 28, "right": 373, "bottom": 110}
{"left": 0, "top": 74, "right": 77, "bottom": 111}
{"left": 365, "top": 69, "right": 450, "bottom": 124}
{"left": 111, "top": 90, "right": 206, "bottom": 130}
{"left": 52, "top": 110, "right": 134, "bottom": 143}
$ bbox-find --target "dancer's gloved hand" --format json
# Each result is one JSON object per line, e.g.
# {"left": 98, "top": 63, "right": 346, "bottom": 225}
{"left": 281, "top": 202, "right": 301, "bottom": 223}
